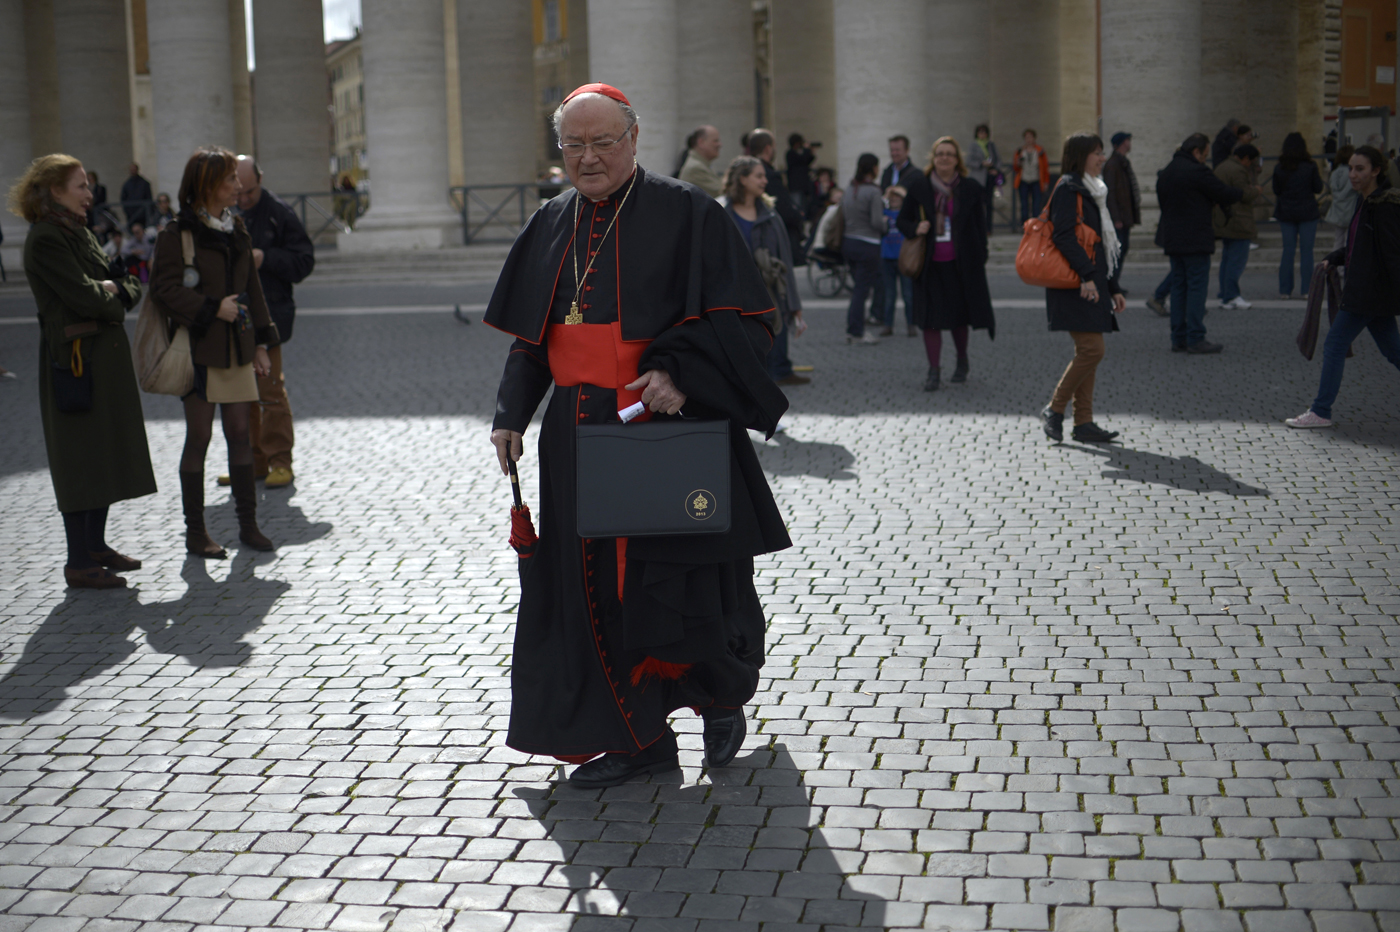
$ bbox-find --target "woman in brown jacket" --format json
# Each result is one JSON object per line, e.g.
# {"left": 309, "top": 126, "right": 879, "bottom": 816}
{"left": 149, "top": 147, "right": 278, "bottom": 556}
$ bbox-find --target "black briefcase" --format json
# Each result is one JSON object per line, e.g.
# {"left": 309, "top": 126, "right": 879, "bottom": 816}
{"left": 576, "top": 419, "right": 730, "bottom": 537}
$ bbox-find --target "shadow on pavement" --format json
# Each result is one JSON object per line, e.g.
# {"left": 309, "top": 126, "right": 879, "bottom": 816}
{"left": 753, "top": 432, "right": 857, "bottom": 481}
{"left": 0, "top": 551, "right": 289, "bottom": 719}
{"left": 1064, "top": 442, "right": 1270, "bottom": 497}
{"left": 509, "top": 742, "right": 893, "bottom": 927}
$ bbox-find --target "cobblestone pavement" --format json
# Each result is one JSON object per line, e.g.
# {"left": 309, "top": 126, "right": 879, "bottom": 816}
{"left": 0, "top": 289, "right": 1398, "bottom": 932}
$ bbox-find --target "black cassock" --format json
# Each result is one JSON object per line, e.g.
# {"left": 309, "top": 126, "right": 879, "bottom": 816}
{"left": 485, "top": 167, "right": 792, "bottom": 761}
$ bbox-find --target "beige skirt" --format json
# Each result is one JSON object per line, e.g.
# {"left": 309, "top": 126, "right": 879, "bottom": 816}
{"left": 205, "top": 361, "right": 258, "bottom": 403}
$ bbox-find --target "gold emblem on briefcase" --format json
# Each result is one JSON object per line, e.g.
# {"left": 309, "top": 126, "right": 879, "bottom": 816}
{"left": 686, "top": 489, "right": 715, "bottom": 520}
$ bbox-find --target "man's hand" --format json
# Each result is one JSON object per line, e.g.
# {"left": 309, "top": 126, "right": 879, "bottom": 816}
{"left": 491, "top": 429, "right": 523, "bottom": 475}
{"left": 1112, "top": 293, "right": 1126, "bottom": 313}
{"left": 625, "top": 369, "right": 687, "bottom": 415}
{"left": 252, "top": 248, "right": 264, "bottom": 269}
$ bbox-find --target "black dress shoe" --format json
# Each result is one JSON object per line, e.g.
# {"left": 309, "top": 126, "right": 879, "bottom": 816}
{"left": 950, "top": 359, "right": 969, "bottom": 383}
{"left": 1040, "top": 406, "right": 1064, "bottom": 442}
{"left": 923, "top": 367, "right": 940, "bottom": 391}
{"left": 568, "top": 729, "right": 679, "bottom": 789}
{"left": 1072, "top": 421, "right": 1120, "bottom": 443}
{"left": 1186, "top": 340, "right": 1223, "bottom": 354}
{"left": 703, "top": 708, "right": 747, "bottom": 768}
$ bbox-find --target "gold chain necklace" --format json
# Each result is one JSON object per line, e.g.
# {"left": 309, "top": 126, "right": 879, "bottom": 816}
{"left": 566, "top": 166, "right": 639, "bottom": 325}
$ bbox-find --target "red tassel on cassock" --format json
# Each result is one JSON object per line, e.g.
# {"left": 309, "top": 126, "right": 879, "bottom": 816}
{"left": 509, "top": 506, "right": 538, "bottom": 554}
{"left": 629, "top": 656, "right": 692, "bottom": 686}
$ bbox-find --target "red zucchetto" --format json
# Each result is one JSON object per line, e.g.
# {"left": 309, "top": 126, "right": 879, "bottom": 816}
{"left": 561, "top": 83, "right": 631, "bottom": 107}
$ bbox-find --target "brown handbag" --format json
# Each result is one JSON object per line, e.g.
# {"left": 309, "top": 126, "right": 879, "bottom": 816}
{"left": 1015, "top": 179, "right": 1099, "bottom": 289}
{"left": 897, "top": 205, "right": 926, "bottom": 278}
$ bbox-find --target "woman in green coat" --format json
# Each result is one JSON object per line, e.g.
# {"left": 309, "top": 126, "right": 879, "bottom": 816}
{"left": 9, "top": 154, "right": 156, "bottom": 588}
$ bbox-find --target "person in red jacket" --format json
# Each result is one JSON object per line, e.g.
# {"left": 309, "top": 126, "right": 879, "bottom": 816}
{"left": 1013, "top": 129, "right": 1050, "bottom": 224}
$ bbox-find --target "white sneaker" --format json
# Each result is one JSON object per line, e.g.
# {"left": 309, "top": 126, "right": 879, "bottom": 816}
{"left": 1224, "top": 297, "right": 1252, "bottom": 310}
{"left": 1285, "top": 410, "right": 1332, "bottom": 428}
{"left": 861, "top": 330, "right": 881, "bottom": 344}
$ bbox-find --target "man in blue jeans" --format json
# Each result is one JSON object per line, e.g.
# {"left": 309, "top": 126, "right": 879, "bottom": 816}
{"left": 1154, "top": 133, "right": 1243, "bottom": 353}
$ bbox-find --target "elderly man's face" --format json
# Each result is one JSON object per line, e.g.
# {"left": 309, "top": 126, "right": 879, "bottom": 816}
{"left": 695, "top": 127, "right": 721, "bottom": 162}
{"left": 559, "top": 95, "right": 638, "bottom": 201}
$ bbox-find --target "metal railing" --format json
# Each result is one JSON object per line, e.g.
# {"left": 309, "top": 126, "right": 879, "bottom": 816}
{"left": 449, "top": 183, "right": 571, "bottom": 245}
{"left": 94, "top": 192, "right": 368, "bottom": 242}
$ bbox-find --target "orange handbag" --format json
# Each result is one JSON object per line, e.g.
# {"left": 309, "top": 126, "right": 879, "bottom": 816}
{"left": 1014, "top": 180, "right": 1099, "bottom": 289}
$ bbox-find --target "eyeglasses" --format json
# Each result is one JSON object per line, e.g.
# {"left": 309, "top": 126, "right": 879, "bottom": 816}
{"left": 559, "top": 125, "right": 635, "bottom": 159}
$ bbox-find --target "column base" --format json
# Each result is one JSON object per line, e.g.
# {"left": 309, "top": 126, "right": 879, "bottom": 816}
{"left": 337, "top": 207, "right": 462, "bottom": 252}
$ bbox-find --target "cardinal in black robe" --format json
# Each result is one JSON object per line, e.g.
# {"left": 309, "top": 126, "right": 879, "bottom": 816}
{"left": 485, "top": 84, "right": 792, "bottom": 788}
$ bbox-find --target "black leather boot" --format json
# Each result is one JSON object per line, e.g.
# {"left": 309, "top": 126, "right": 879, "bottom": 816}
{"left": 229, "top": 465, "right": 274, "bottom": 551}
{"left": 951, "top": 358, "right": 969, "bottom": 383}
{"left": 923, "top": 367, "right": 940, "bottom": 391}
{"left": 1040, "top": 407, "right": 1064, "bottom": 443}
{"left": 180, "top": 470, "right": 227, "bottom": 559}
{"left": 568, "top": 728, "right": 680, "bottom": 789}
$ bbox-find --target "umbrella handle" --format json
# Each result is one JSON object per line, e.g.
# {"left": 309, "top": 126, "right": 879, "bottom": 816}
{"left": 508, "top": 456, "right": 524, "bottom": 511}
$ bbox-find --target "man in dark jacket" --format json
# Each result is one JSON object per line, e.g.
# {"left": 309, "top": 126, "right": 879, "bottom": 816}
{"left": 747, "top": 129, "right": 807, "bottom": 265}
{"left": 1103, "top": 133, "right": 1140, "bottom": 270}
{"left": 120, "top": 163, "right": 154, "bottom": 229}
{"left": 1155, "top": 133, "right": 1243, "bottom": 353}
{"left": 228, "top": 155, "right": 315, "bottom": 487}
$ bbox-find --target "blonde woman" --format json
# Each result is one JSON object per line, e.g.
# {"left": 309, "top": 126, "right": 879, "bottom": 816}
{"left": 148, "top": 147, "right": 278, "bottom": 556}
{"left": 10, "top": 154, "right": 155, "bottom": 588}
{"left": 895, "top": 136, "right": 995, "bottom": 391}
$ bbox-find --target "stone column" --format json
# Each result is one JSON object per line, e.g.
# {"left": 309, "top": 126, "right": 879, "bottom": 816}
{"left": 990, "top": 0, "right": 1059, "bottom": 166}
{"left": 1058, "top": 0, "right": 1097, "bottom": 139}
{"left": 457, "top": 0, "right": 534, "bottom": 186}
{"left": 1297, "top": 0, "right": 1325, "bottom": 144}
{"left": 0, "top": 0, "right": 33, "bottom": 187}
{"left": 24, "top": 0, "right": 62, "bottom": 157}
{"left": 677, "top": 0, "right": 753, "bottom": 171}
{"left": 53, "top": 0, "right": 134, "bottom": 190}
{"left": 339, "top": 0, "right": 459, "bottom": 251}
{"left": 771, "top": 0, "right": 835, "bottom": 173}
{"left": 833, "top": 0, "right": 926, "bottom": 181}
{"left": 588, "top": 0, "right": 679, "bottom": 178}
{"left": 252, "top": 0, "right": 328, "bottom": 192}
{"left": 146, "top": 0, "right": 236, "bottom": 204}
{"left": 1100, "top": 0, "right": 1200, "bottom": 196}
{"left": 1245, "top": 0, "right": 1299, "bottom": 153}
{"left": 1198, "top": 0, "right": 1247, "bottom": 136}
{"left": 229, "top": 0, "right": 254, "bottom": 156}
{"left": 925, "top": 0, "right": 991, "bottom": 149}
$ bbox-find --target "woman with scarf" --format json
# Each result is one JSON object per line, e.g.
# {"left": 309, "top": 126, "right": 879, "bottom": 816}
{"left": 719, "top": 156, "right": 806, "bottom": 386}
{"left": 10, "top": 154, "right": 155, "bottom": 588}
{"left": 1039, "top": 132, "right": 1125, "bottom": 444}
{"left": 897, "top": 136, "right": 995, "bottom": 391}
{"left": 1286, "top": 145, "right": 1400, "bottom": 429}
{"left": 965, "top": 124, "right": 1002, "bottom": 231}
{"left": 148, "top": 147, "right": 278, "bottom": 556}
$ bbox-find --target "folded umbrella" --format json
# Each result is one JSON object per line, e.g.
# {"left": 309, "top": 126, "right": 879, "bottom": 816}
{"left": 507, "top": 457, "right": 537, "bottom": 558}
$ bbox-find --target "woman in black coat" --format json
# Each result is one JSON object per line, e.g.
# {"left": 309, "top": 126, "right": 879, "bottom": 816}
{"left": 897, "top": 136, "right": 994, "bottom": 391}
{"left": 1272, "top": 131, "right": 1324, "bottom": 298}
{"left": 1039, "top": 133, "right": 1125, "bottom": 444}
{"left": 1285, "top": 145, "right": 1400, "bottom": 428}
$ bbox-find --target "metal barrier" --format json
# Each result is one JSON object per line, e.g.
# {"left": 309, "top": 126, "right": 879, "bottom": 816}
{"left": 450, "top": 183, "right": 571, "bottom": 245}
{"left": 99, "top": 193, "right": 366, "bottom": 242}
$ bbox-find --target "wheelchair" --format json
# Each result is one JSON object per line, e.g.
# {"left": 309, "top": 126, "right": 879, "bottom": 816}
{"left": 805, "top": 246, "right": 850, "bottom": 298}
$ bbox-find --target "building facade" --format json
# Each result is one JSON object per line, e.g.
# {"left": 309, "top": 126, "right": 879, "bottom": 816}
{"left": 327, "top": 33, "right": 367, "bottom": 188}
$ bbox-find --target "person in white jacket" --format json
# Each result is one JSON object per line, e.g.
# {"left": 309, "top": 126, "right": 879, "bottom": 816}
{"left": 1325, "top": 145, "right": 1358, "bottom": 250}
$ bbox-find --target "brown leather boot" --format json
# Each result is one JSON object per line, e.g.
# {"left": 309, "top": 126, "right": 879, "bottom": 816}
{"left": 180, "top": 470, "right": 227, "bottom": 558}
{"left": 229, "top": 464, "right": 274, "bottom": 551}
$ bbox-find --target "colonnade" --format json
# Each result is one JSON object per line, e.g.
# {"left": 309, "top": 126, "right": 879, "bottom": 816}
{"left": 0, "top": 0, "right": 1338, "bottom": 252}
{"left": 3, "top": 0, "right": 326, "bottom": 219}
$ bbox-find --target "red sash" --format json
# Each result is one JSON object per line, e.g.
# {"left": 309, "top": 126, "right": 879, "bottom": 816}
{"left": 546, "top": 322, "right": 651, "bottom": 414}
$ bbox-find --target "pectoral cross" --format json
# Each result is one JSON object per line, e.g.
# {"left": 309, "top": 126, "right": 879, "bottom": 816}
{"left": 565, "top": 301, "right": 583, "bottom": 325}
